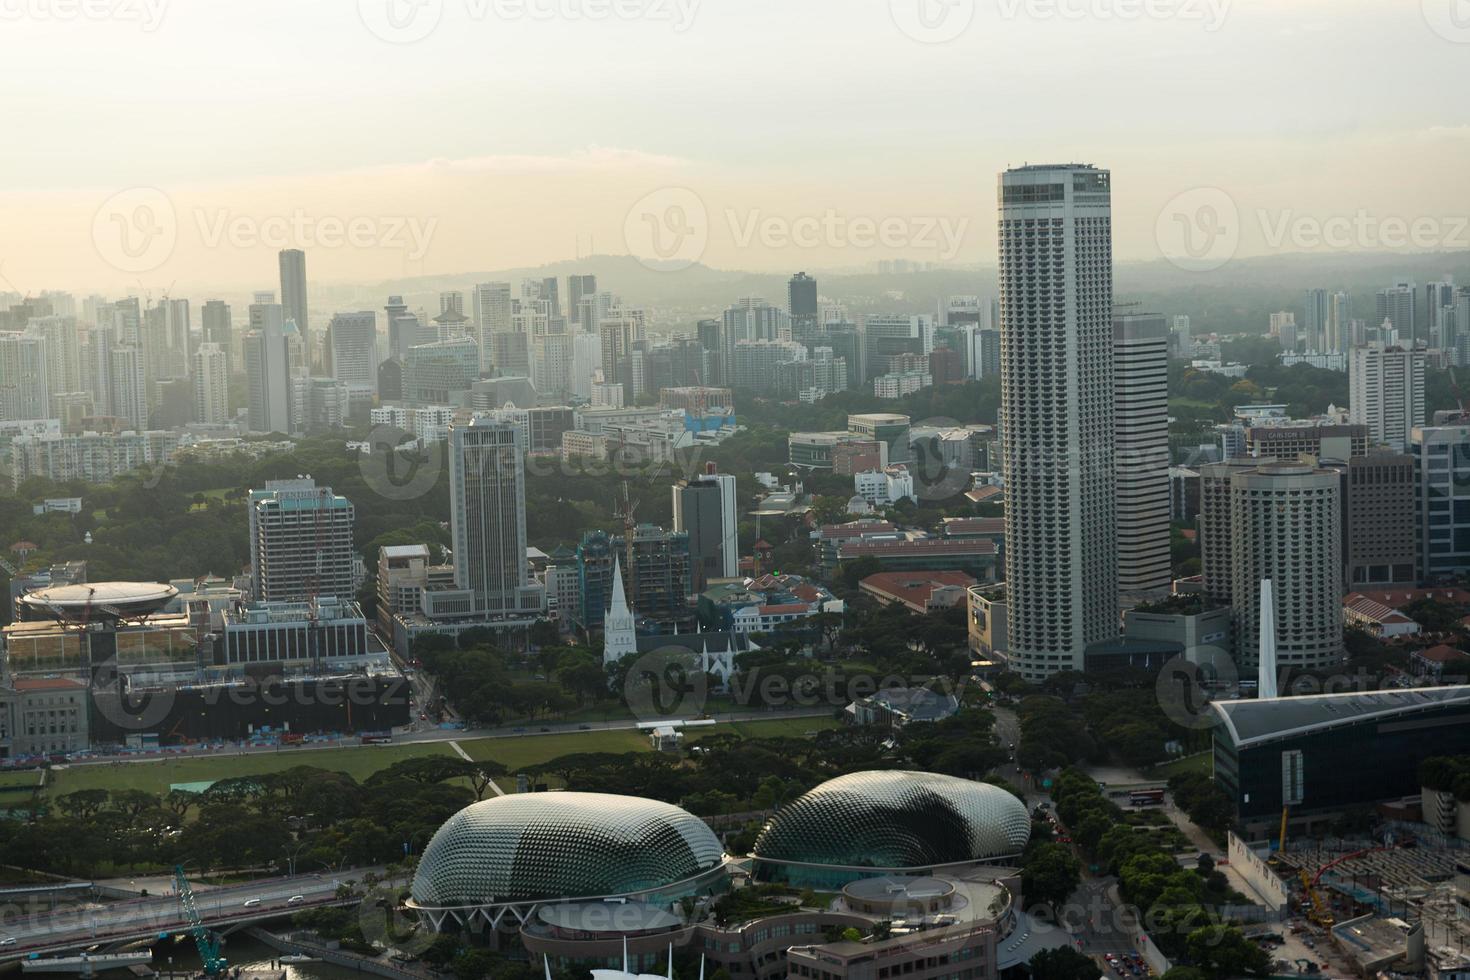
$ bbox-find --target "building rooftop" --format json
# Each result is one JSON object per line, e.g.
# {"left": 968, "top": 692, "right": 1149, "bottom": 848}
{"left": 861, "top": 571, "right": 977, "bottom": 609}
{"left": 1211, "top": 686, "right": 1470, "bottom": 749}
{"left": 1415, "top": 644, "right": 1470, "bottom": 664}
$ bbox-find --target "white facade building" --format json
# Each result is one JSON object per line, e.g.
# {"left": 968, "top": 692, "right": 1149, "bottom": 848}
{"left": 1113, "top": 309, "right": 1172, "bottom": 594}
{"left": 998, "top": 163, "right": 1118, "bottom": 680}
{"left": 1349, "top": 342, "right": 1425, "bottom": 451}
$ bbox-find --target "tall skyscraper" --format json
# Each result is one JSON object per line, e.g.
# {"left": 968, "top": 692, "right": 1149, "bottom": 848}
{"left": 244, "top": 303, "right": 293, "bottom": 434}
{"left": 1304, "top": 288, "right": 1329, "bottom": 351}
{"left": 1426, "top": 277, "right": 1457, "bottom": 347}
{"left": 192, "top": 342, "right": 230, "bottom": 424}
{"left": 1376, "top": 281, "right": 1417, "bottom": 346}
{"left": 201, "top": 300, "right": 232, "bottom": 373}
{"left": 1327, "top": 291, "right": 1350, "bottom": 354}
{"left": 1113, "top": 308, "right": 1172, "bottom": 595}
{"left": 248, "top": 478, "right": 355, "bottom": 602}
{"left": 448, "top": 417, "right": 543, "bottom": 615}
{"left": 673, "top": 465, "right": 739, "bottom": 590}
{"left": 1169, "top": 314, "right": 1191, "bottom": 357}
{"left": 567, "top": 275, "right": 597, "bottom": 328}
{"left": 788, "top": 271, "right": 818, "bottom": 335}
{"left": 328, "top": 311, "right": 379, "bottom": 395}
{"left": 473, "top": 282, "right": 513, "bottom": 373}
{"left": 1349, "top": 342, "right": 1426, "bottom": 451}
{"left": 1411, "top": 425, "right": 1470, "bottom": 578}
{"left": 998, "top": 163, "right": 1117, "bottom": 680}
{"left": 278, "top": 249, "right": 309, "bottom": 357}
{"left": 1225, "top": 462, "right": 1343, "bottom": 671}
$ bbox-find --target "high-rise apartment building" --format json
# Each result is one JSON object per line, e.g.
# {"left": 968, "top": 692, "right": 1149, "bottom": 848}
{"left": 25, "top": 315, "right": 82, "bottom": 400}
{"left": 1376, "top": 281, "right": 1417, "bottom": 345}
{"left": 109, "top": 345, "right": 147, "bottom": 431}
{"left": 279, "top": 249, "right": 309, "bottom": 355}
{"left": 192, "top": 342, "right": 230, "bottom": 424}
{"left": 248, "top": 478, "right": 356, "bottom": 603}
{"left": 1113, "top": 308, "right": 1172, "bottom": 594}
{"left": 448, "top": 418, "right": 543, "bottom": 615}
{"left": 1349, "top": 343, "right": 1426, "bottom": 451}
{"left": 1226, "top": 462, "right": 1343, "bottom": 671}
{"left": 0, "top": 332, "right": 50, "bottom": 422}
{"left": 673, "top": 466, "right": 739, "bottom": 589}
{"left": 998, "top": 163, "right": 1117, "bottom": 679}
{"left": 1198, "top": 459, "right": 1260, "bottom": 606}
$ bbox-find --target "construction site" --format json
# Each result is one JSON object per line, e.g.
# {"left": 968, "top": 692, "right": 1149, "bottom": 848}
{"left": 1234, "top": 822, "right": 1470, "bottom": 979}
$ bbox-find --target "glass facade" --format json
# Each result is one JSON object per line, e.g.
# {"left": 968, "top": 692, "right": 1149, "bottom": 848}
{"left": 753, "top": 771, "right": 1030, "bottom": 888}
{"left": 410, "top": 793, "right": 726, "bottom": 908}
{"left": 1412, "top": 426, "right": 1470, "bottom": 578}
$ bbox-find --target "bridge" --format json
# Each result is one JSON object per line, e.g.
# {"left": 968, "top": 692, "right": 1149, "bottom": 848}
{"left": 20, "top": 951, "right": 153, "bottom": 977}
{"left": 0, "top": 872, "right": 386, "bottom": 965}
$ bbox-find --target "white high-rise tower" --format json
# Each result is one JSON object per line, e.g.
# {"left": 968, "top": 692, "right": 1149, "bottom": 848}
{"left": 998, "top": 163, "right": 1118, "bottom": 679}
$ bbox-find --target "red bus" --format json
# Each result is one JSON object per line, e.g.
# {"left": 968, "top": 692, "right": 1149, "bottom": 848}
{"left": 360, "top": 731, "right": 393, "bottom": 745}
{"left": 1129, "top": 788, "right": 1165, "bottom": 806}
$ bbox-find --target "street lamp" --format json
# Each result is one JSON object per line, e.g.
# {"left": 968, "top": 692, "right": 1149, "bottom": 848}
{"left": 285, "top": 842, "right": 309, "bottom": 877}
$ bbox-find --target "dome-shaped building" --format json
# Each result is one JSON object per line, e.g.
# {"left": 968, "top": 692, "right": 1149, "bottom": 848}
{"left": 409, "top": 793, "right": 728, "bottom": 932}
{"left": 752, "top": 771, "right": 1030, "bottom": 887}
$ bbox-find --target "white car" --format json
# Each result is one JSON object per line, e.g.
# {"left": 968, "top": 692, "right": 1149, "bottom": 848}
{"left": 0, "top": 937, "right": 17, "bottom": 947}
{"left": 287, "top": 895, "right": 305, "bottom": 905}
{"left": 243, "top": 898, "right": 261, "bottom": 908}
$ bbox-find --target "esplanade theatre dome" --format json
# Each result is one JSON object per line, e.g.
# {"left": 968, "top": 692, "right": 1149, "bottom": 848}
{"left": 409, "top": 793, "right": 727, "bottom": 916}
{"left": 752, "top": 771, "right": 1030, "bottom": 886}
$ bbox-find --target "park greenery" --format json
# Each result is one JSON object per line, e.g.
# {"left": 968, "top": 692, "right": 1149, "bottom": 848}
{"left": 1050, "top": 770, "right": 1267, "bottom": 978}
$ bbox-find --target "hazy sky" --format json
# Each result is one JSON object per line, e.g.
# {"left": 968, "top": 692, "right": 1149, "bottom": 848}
{"left": 2, "top": 0, "right": 1468, "bottom": 291}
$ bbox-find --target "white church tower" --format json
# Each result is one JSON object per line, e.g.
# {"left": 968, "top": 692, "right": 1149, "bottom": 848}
{"left": 603, "top": 556, "right": 638, "bottom": 667}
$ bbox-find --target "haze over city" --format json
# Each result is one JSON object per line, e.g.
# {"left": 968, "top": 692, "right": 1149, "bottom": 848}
{"left": 3, "top": 3, "right": 1470, "bottom": 980}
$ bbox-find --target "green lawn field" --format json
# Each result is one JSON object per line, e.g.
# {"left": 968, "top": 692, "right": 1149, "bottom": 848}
{"left": 44, "top": 742, "right": 460, "bottom": 797}
{"left": 1148, "top": 752, "right": 1212, "bottom": 780}
{"left": 37, "top": 717, "right": 842, "bottom": 799}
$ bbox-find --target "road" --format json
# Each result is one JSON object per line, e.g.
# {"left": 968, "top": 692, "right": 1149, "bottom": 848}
{"left": 0, "top": 871, "right": 393, "bottom": 961}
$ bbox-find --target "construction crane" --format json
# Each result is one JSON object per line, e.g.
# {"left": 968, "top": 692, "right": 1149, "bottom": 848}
{"left": 173, "top": 864, "right": 226, "bottom": 975}
{"left": 618, "top": 481, "right": 639, "bottom": 611}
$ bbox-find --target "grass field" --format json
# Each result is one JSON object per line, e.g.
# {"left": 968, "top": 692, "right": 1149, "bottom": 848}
{"left": 31, "top": 717, "right": 842, "bottom": 799}
{"left": 1148, "top": 752, "right": 1212, "bottom": 780}
{"left": 42, "top": 742, "right": 460, "bottom": 797}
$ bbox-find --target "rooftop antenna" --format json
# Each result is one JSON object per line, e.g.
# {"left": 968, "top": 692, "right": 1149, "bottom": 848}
{"left": 622, "top": 936, "right": 630, "bottom": 974}
{"left": 665, "top": 943, "right": 674, "bottom": 980}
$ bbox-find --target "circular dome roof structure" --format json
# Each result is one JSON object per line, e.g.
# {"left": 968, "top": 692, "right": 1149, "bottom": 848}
{"left": 752, "top": 771, "right": 1030, "bottom": 885}
{"left": 19, "top": 582, "right": 177, "bottom": 623}
{"left": 409, "top": 793, "right": 726, "bottom": 912}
